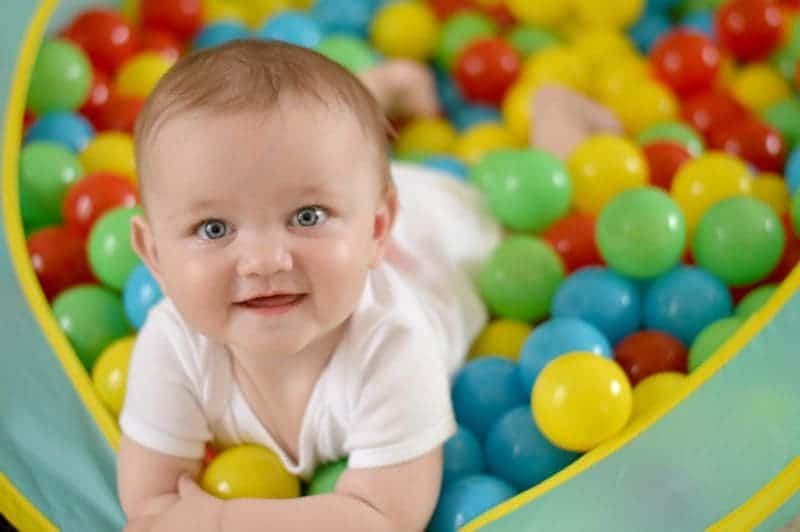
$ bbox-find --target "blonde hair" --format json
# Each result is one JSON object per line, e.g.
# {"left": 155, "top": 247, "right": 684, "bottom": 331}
{"left": 134, "top": 39, "right": 394, "bottom": 203}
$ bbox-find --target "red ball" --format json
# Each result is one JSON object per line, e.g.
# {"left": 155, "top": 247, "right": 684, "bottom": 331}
{"left": 765, "top": 215, "right": 800, "bottom": 283}
{"left": 454, "top": 37, "right": 521, "bottom": 104}
{"left": 480, "top": 3, "right": 517, "bottom": 30}
{"left": 614, "top": 330, "right": 688, "bottom": 386}
{"left": 63, "top": 173, "right": 139, "bottom": 236}
{"left": 708, "top": 118, "right": 787, "bottom": 173}
{"left": 27, "top": 226, "right": 95, "bottom": 301}
{"left": 542, "top": 212, "right": 604, "bottom": 273}
{"left": 642, "top": 142, "right": 694, "bottom": 190}
{"left": 716, "top": 0, "right": 783, "bottom": 62}
{"left": 650, "top": 29, "right": 721, "bottom": 99}
{"left": 79, "top": 67, "right": 113, "bottom": 130}
{"left": 680, "top": 90, "right": 750, "bottom": 141}
{"left": 428, "top": 0, "right": 478, "bottom": 19}
{"left": 96, "top": 94, "right": 145, "bottom": 133}
{"left": 62, "top": 9, "right": 137, "bottom": 72}
{"left": 136, "top": 27, "right": 184, "bottom": 63}
{"left": 140, "top": 0, "right": 203, "bottom": 41}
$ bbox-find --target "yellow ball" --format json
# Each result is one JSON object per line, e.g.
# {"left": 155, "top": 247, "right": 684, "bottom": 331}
{"left": 607, "top": 79, "right": 678, "bottom": 135}
{"left": 670, "top": 151, "right": 753, "bottom": 232}
{"left": 569, "top": 28, "right": 637, "bottom": 74}
{"left": 371, "top": 2, "right": 440, "bottom": 61}
{"left": 532, "top": 352, "right": 632, "bottom": 452}
{"left": 592, "top": 55, "right": 650, "bottom": 104}
{"left": 80, "top": 132, "right": 136, "bottom": 183}
{"left": 631, "top": 371, "right": 687, "bottom": 421}
{"left": 567, "top": 134, "right": 649, "bottom": 214}
{"left": 242, "top": 0, "right": 293, "bottom": 29}
{"left": 501, "top": 78, "right": 540, "bottom": 143}
{"left": 522, "top": 46, "right": 590, "bottom": 92}
{"left": 91, "top": 336, "right": 135, "bottom": 417}
{"left": 753, "top": 173, "right": 791, "bottom": 216}
{"left": 506, "top": 0, "right": 570, "bottom": 26}
{"left": 203, "top": 0, "right": 247, "bottom": 23}
{"left": 201, "top": 444, "right": 300, "bottom": 499}
{"left": 394, "top": 117, "right": 457, "bottom": 157}
{"left": 454, "top": 123, "right": 521, "bottom": 164}
{"left": 729, "top": 64, "right": 792, "bottom": 114}
{"left": 115, "top": 53, "right": 173, "bottom": 100}
{"left": 469, "top": 319, "right": 533, "bottom": 361}
{"left": 571, "top": 0, "right": 645, "bottom": 29}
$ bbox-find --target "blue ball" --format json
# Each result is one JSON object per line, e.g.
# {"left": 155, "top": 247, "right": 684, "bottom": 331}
{"left": 628, "top": 13, "right": 672, "bottom": 53}
{"left": 485, "top": 406, "right": 580, "bottom": 491}
{"left": 443, "top": 426, "right": 485, "bottom": 488}
{"left": 312, "top": 0, "right": 381, "bottom": 39}
{"left": 645, "top": 0, "right": 681, "bottom": 14}
{"left": 193, "top": 21, "right": 250, "bottom": 50}
{"left": 643, "top": 266, "right": 732, "bottom": 346}
{"left": 450, "top": 104, "right": 502, "bottom": 131}
{"left": 257, "top": 11, "right": 324, "bottom": 48}
{"left": 680, "top": 10, "right": 715, "bottom": 38}
{"left": 123, "top": 264, "right": 164, "bottom": 330}
{"left": 451, "top": 357, "right": 527, "bottom": 440}
{"left": 24, "top": 112, "right": 94, "bottom": 152}
{"left": 517, "top": 317, "right": 612, "bottom": 394}
{"left": 785, "top": 147, "right": 800, "bottom": 194}
{"left": 435, "top": 67, "right": 467, "bottom": 114}
{"left": 428, "top": 475, "right": 516, "bottom": 532}
{"left": 551, "top": 267, "right": 642, "bottom": 344}
{"left": 422, "top": 156, "right": 469, "bottom": 181}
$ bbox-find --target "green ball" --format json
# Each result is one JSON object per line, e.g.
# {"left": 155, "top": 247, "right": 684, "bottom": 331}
{"left": 792, "top": 189, "right": 800, "bottom": 237}
{"left": 597, "top": 187, "right": 686, "bottom": 279}
{"left": 769, "top": 46, "right": 800, "bottom": 83}
{"left": 478, "top": 235, "right": 564, "bottom": 322}
{"left": 436, "top": 12, "right": 497, "bottom": 71}
{"left": 688, "top": 316, "right": 742, "bottom": 371}
{"left": 763, "top": 98, "right": 800, "bottom": 149}
{"left": 693, "top": 197, "right": 785, "bottom": 287}
{"left": 507, "top": 25, "right": 559, "bottom": 57}
{"left": 475, "top": 149, "right": 572, "bottom": 232}
{"left": 19, "top": 141, "right": 84, "bottom": 231}
{"left": 735, "top": 284, "right": 778, "bottom": 318}
{"left": 316, "top": 36, "right": 379, "bottom": 73}
{"left": 305, "top": 459, "right": 348, "bottom": 495}
{"left": 52, "top": 284, "right": 132, "bottom": 371}
{"left": 27, "top": 39, "right": 92, "bottom": 114}
{"left": 636, "top": 121, "right": 704, "bottom": 156}
{"left": 88, "top": 206, "right": 144, "bottom": 291}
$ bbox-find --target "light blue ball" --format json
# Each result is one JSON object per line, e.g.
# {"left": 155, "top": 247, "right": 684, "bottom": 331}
{"left": 643, "top": 265, "right": 732, "bottom": 346}
{"left": 451, "top": 356, "right": 527, "bottom": 441}
{"left": 680, "top": 10, "right": 715, "bottom": 38}
{"left": 451, "top": 104, "right": 502, "bottom": 132}
{"left": 551, "top": 267, "right": 642, "bottom": 344}
{"left": 435, "top": 67, "right": 467, "bottom": 114}
{"left": 428, "top": 475, "right": 516, "bottom": 532}
{"left": 628, "top": 13, "right": 672, "bottom": 53}
{"left": 311, "top": 0, "right": 381, "bottom": 39}
{"left": 443, "top": 426, "right": 485, "bottom": 488}
{"left": 785, "top": 147, "right": 800, "bottom": 194}
{"left": 123, "top": 264, "right": 164, "bottom": 330}
{"left": 193, "top": 21, "right": 250, "bottom": 50}
{"left": 257, "top": 11, "right": 324, "bottom": 48}
{"left": 485, "top": 406, "right": 580, "bottom": 491}
{"left": 517, "top": 317, "right": 612, "bottom": 394}
{"left": 24, "top": 112, "right": 94, "bottom": 152}
{"left": 422, "top": 156, "right": 469, "bottom": 181}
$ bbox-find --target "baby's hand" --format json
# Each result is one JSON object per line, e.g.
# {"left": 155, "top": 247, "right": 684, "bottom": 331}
{"left": 123, "top": 475, "right": 223, "bottom": 532}
{"left": 358, "top": 59, "right": 440, "bottom": 118}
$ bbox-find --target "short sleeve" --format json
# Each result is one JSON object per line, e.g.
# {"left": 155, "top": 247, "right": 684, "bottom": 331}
{"left": 119, "top": 305, "right": 211, "bottom": 459}
{"left": 344, "top": 326, "right": 457, "bottom": 469}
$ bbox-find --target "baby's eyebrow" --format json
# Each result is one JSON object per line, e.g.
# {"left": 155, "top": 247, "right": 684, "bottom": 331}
{"left": 166, "top": 199, "right": 218, "bottom": 222}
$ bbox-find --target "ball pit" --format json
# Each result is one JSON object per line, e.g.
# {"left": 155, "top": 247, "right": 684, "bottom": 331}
{"left": 3, "top": 1, "right": 800, "bottom": 531}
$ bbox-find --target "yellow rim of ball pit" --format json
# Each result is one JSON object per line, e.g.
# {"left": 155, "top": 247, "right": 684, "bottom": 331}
{"left": 0, "top": 472, "right": 56, "bottom": 532}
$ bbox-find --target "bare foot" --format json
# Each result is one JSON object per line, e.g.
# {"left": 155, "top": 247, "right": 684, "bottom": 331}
{"left": 358, "top": 59, "right": 441, "bottom": 119}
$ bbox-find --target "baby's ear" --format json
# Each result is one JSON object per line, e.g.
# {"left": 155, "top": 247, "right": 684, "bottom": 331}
{"left": 369, "top": 187, "right": 398, "bottom": 268}
{"left": 130, "top": 214, "right": 166, "bottom": 289}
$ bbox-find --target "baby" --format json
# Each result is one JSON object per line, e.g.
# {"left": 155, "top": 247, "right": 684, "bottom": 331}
{"left": 117, "top": 40, "right": 619, "bottom": 532}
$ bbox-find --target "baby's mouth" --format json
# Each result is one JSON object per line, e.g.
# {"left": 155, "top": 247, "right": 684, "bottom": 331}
{"left": 236, "top": 294, "right": 305, "bottom": 308}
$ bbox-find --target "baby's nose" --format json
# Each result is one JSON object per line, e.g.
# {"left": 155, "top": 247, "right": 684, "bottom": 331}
{"left": 236, "top": 239, "right": 293, "bottom": 277}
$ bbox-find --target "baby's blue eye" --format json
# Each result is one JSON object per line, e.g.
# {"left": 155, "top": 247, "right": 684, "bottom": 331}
{"left": 197, "top": 219, "right": 229, "bottom": 240}
{"left": 292, "top": 206, "right": 328, "bottom": 227}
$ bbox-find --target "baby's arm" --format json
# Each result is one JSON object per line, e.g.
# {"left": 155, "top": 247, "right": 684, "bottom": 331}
{"left": 357, "top": 59, "right": 440, "bottom": 118}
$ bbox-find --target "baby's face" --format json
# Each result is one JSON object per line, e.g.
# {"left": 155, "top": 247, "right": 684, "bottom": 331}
{"left": 133, "top": 96, "right": 394, "bottom": 359}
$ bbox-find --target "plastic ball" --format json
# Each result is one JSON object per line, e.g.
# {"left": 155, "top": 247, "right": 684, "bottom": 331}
{"left": 137, "top": 27, "right": 184, "bottom": 63}
{"left": 506, "top": 26, "right": 559, "bottom": 57}
{"left": 532, "top": 352, "right": 633, "bottom": 452}
{"left": 315, "top": 36, "right": 378, "bottom": 73}
{"left": 468, "top": 319, "right": 533, "bottom": 361}
{"left": 708, "top": 118, "right": 787, "bottom": 173}
{"left": 571, "top": 29, "right": 637, "bottom": 72}
{"left": 607, "top": 79, "right": 678, "bottom": 135}
{"left": 768, "top": 215, "right": 800, "bottom": 283}
{"left": 506, "top": 0, "right": 569, "bottom": 26}
{"left": 787, "top": 148, "right": 800, "bottom": 194}
{"left": 670, "top": 151, "right": 753, "bottom": 233}
{"left": 442, "top": 426, "right": 485, "bottom": 487}
{"left": 454, "top": 38, "right": 522, "bottom": 105}
{"left": 422, "top": 155, "right": 469, "bottom": 180}
{"left": 597, "top": 186, "right": 686, "bottom": 279}
{"left": 637, "top": 121, "right": 705, "bottom": 156}
{"left": 715, "top": 0, "right": 783, "bottom": 62}
{"left": 27, "top": 226, "right": 95, "bottom": 301}
{"left": 680, "top": 9, "right": 715, "bottom": 38}
{"left": 93, "top": 93, "right": 145, "bottom": 134}
{"left": 451, "top": 103, "right": 503, "bottom": 132}
{"left": 27, "top": 39, "right": 91, "bottom": 114}
{"left": 257, "top": 11, "right": 323, "bottom": 49}
{"left": 240, "top": 0, "right": 295, "bottom": 29}
{"left": 614, "top": 330, "right": 688, "bottom": 385}
{"left": 518, "top": 317, "right": 612, "bottom": 394}
{"left": 201, "top": 444, "right": 300, "bottom": 499}
{"left": 115, "top": 52, "right": 173, "bottom": 100}
{"left": 551, "top": 267, "right": 641, "bottom": 344}
{"left": 500, "top": 78, "right": 537, "bottom": 143}
{"left": 631, "top": 371, "right": 687, "bottom": 421}
{"left": 79, "top": 67, "right": 113, "bottom": 130}
{"left": 592, "top": 55, "right": 650, "bottom": 105}
{"left": 451, "top": 356, "right": 527, "bottom": 439}
{"left": 394, "top": 117, "right": 457, "bottom": 158}
{"left": 79, "top": 132, "right": 136, "bottom": 182}
{"left": 88, "top": 206, "right": 144, "bottom": 291}
{"left": 650, "top": 29, "right": 720, "bottom": 98}
{"left": 542, "top": 212, "right": 603, "bottom": 273}
{"left": 643, "top": 265, "right": 733, "bottom": 346}
{"left": 52, "top": 285, "right": 132, "bottom": 371}
{"left": 436, "top": 12, "right": 497, "bottom": 71}
{"left": 62, "top": 8, "right": 136, "bottom": 72}
{"left": 203, "top": 0, "right": 247, "bottom": 24}
{"left": 571, "top": 0, "right": 644, "bottom": 28}
{"left": 628, "top": 12, "right": 672, "bottom": 53}
{"left": 693, "top": 197, "right": 785, "bottom": 286}
{"left": 140, "top": 0, "right": 203, "bottom": 40}
{"left": 485, "top": 406, "right": 579, "bottom": 491}
{"left": 305, "top": 459, "right": 347, "bottom": 495}
{"left": 454, "top": 123, "right": 520, "bottom": 164}
{"left": 25, "top": 112, "right": 94, "bottom": 153}
{"left": 521, "top": 46, "right": 589, "bottom": 92}
{"left": 567, "top": 135, "right": 649, "bottom": 215}
{"left": 729, "top": 64, "right": 792, "bottom": 114}
{"left": 19, "top": 142, "right": 84, "bottom": 231}
{"left": 478, "top": 236, "right": 564, "bottom": 321}
{"left": 124, "top": 264, "right": 164, "bottom": 330}
{"left": 371, "top": 1, "right": 439, "bottom": 60}
{"left": 193, "top": 21, "right": 250, "bottom": 50}
{"left": 312, "top": 0, "right": 381, "bottom": 39}
{"left": 688, "top": 316, "right": 743, "bottom": 370}
{"left": 427, "top": 475, "right": 515, "bottom": 532}
{"left": 642, "top": 141, "right": 694, "bottom": 190}
{"left": 680, "top": 90, "right": 750, "bottom": 143}
{"left": 62, "top": 172, "right": 138, "bottom": 236}
{"left": 91, "top": 336, "right": 135, "bottom": 416}
{"left": 762, "top": 98, "right": 800, "bottom": 149}
{"left": 735, "top": 283, "right": 778, "bottom": 317}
